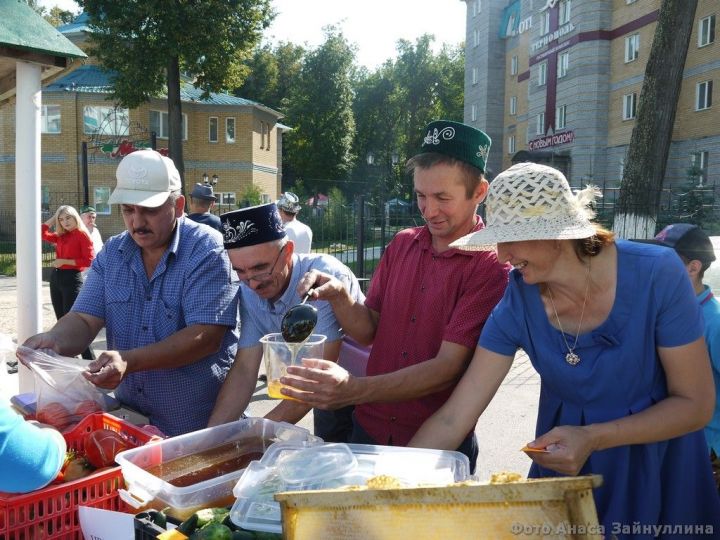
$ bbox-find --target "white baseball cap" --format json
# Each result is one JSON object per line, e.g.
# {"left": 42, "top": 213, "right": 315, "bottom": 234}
{"left": 109, "top": 150, "right": 182, "bottom": 207}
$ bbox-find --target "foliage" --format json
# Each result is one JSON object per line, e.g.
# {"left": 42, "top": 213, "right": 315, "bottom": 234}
{"left": 82, "top": 0, "right": 274, "bottom": 185}
{"left": 283, "top": 27, "right": 357, "bottom": 190}
{"left": 234, "top": 42, "right": 305, "bottom": 112}
{"left": 351, "top": 35, "right": 465, "bottom": 201}
{"left": 237, "top": 183, "right": 264, "bottom": 208}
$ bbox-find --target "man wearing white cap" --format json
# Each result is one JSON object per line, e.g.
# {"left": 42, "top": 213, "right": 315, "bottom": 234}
{"left": 23, "top": 150, "right": 240, "bottom": 436}
{"left": 277, "top": 192, "right": 313, "bottom": 253}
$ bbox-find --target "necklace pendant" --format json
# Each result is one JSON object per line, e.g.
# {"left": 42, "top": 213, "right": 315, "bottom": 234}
{"left": 565, "top": 352, "right": 580, "bottom": 366}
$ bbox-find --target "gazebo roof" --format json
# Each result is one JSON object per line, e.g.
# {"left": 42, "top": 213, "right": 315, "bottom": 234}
{"left": 0, "top": 0, "right": 86, "bottom": 101}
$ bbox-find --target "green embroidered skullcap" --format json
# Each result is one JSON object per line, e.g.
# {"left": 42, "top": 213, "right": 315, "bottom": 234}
{"left": 420, "top": 120, "right": 491, "bottom": 173}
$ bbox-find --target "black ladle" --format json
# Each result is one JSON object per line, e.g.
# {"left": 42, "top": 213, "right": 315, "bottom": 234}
{"left": 281, "top": 292, "right": 318, "bottom": 343}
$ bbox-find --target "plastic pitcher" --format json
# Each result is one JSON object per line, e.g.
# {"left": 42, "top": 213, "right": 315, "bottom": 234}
{"left": 260, "top": 333, "right": 326, "bottom": 400}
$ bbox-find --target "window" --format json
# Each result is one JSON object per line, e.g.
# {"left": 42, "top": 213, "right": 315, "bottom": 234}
{"left": 510, "top": 55, "right": 518, "bottom": 75}
{"left": 539, "top": 11, "right": 550, "bottom": 35}
{"left": 473, "top": 29, "right": 480, "bottom": 48}
{"left": 696, "top": 80, "right": 713, "bottom": 110}
{"left": 83, "top": 106, "right": 129, "bottom": 135}
{"left": 41, "top": 104, "right": 61, "bottom": 134}
{"left": 536, "top": 112, "right": 545, "bottom": 135}
{"left": 510, "top": 96, "right": 517, "bottom": 116}
{"left": 209, "top": 117, "right": 218, "bottom": 143}
{"left": 94, "top": 187, "right": 111, "bottom": 215}
{"left": 690, "top": 151, "right": 709, "bottom": 186}
{"left": 472, "top": 67, "right": 478, "bottom": 85}
{"left": 619, "top": 159, "right": 625, "bottom": 180}
{"left": 149, "top": 110, "right": 188, "bottom": 140}
{"left": 559, "top": 0, "right": 571, "bottom": 25}
{"left": 261, "top": 194, "right": 271, "bottom": 204}
{"left": 625, "top": 34, "right": 640, "bottom": 62}
{"left": 260, "top": 122, "right": 266, "bottom": 149}
{"left": 558, "top": 52, "right": 569, "bottom": 78}
{"left": 471, "top": 103, "right": 478, "bottom": 122}
{"left": 216, "top": 192, "right": 237, "bottom": 206}
{"left": 556, "top": 105, "right": 567, "bottom": 129}
{"left": 538, "top": 62, "right": 547, "bottom": 86}
{"left": 226, "top": 117, "right": 236, "bottom": 143}
{"left": 699, "top": 15, "right": 716, "bottom": 47}
{"left": 623, "top": 93, "right": 637, "bottom": 120}
{"left": 626, "top": 0, "right": 637, "bottom": 3}
{"left": 267, "top": 124, "right": 271, "bottom": 151}
{"left": 472, "top": 0, "right": 480, "bottom": 17}
{"left": 508, "top": 135, "right": 516, "bottom": 154}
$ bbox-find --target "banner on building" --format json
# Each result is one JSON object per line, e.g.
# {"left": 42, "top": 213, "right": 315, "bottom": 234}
{"left": 528, "top": 130, "right": 575, "bottom": 151}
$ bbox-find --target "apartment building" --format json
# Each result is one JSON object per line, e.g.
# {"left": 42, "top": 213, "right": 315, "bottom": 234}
{"left": 464, "top": 0, "right": 719, "bottom": 188}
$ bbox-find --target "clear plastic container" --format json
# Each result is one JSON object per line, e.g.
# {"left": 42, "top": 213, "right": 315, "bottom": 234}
{"left": 115, "top": 418, "right": 321, "bottom": 520}
{"left": 229, "top": 442, "right": 470, "bottom": 534}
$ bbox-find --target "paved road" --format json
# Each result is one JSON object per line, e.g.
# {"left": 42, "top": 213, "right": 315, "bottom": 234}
{"left": 0, "top": 275, "right": 541, "bottom": 481}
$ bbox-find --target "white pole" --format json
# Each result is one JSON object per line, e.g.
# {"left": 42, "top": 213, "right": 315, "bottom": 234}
{"left": 15, "top": 61, "right": 43, "bottom": 394}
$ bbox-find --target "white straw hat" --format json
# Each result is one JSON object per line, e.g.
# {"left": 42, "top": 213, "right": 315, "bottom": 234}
{"left": 450, "top": 162, "right": 600, "bottom": 251}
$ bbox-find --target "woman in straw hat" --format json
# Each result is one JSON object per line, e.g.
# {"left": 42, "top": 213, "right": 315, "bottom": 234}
{"left": 410, "top": 162, "right": 720, "bottom": 532}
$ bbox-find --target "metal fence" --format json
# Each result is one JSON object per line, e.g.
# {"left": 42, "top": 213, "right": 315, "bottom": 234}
{"left": 2, "top": 184, "right": 720, "bottom": 277}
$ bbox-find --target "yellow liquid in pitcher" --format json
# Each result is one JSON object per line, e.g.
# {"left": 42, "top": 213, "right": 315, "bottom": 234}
{"left": 267, "top": 379, "right": 301, "bottom": 401}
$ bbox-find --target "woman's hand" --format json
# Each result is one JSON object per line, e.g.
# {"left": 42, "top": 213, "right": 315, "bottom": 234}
{"left": 523, "top": 425, "right": 597, "bottom": 476}
{"left": 44, "top": 216, "right": 56, "bottom": 228}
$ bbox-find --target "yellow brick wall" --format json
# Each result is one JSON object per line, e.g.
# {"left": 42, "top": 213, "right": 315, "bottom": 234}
{"left": 0, "top": 91, "right": 283, "bottom": 238}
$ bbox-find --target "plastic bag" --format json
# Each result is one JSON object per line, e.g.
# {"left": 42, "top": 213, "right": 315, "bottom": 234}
{"left": 17, "top": 346, "right": 108, "bottom": 430}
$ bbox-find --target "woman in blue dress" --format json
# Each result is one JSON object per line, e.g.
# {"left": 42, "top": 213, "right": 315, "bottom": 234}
{"left": 410, "top": 162, "right": 720, "bottom": 537}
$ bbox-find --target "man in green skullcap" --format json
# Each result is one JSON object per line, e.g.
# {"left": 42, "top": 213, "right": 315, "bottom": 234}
{"left": 279, "top": 120, "right": 510, "bottom": 472}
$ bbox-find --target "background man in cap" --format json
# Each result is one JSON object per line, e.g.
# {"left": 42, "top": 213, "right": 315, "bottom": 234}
{"left": 277, "top": 192, "right": 313, "bottom": 254}
{"left": 283, "top": 120, "right": 510, "bottom": 469}
{"left": 639, "top": 223, "right": 720, "bottom": 488}
{"left": 208, "top": 203, "right": 366, "bottom": 442}
{"left": 23, "top": 150, "right": 239, "bottom": 436}
{"left": 187, "top": 182, "right": 222, "bottom": 232}
{"left": 80, "top": 205, "right": 103, "bottom": 258}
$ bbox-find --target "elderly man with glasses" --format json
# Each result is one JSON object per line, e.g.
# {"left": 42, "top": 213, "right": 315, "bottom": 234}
{"left": 208, "top": 203, "right": 366, "bottom": 443}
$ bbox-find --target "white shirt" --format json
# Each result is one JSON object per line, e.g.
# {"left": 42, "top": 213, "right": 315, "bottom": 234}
{"left": 284, "top": 219, "right": 313, "bottom": 254}
{"left": 88, "top": 227, "right": 103, "bottom": 256}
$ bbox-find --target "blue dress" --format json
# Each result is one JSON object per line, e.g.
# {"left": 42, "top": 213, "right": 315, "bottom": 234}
{"left": 480, "top": 240, "right": 720, "bottom": 538}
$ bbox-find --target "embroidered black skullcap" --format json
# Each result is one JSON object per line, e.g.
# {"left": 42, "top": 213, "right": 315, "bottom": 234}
{"left": 419, "top": 120, "right": 492, "bottom": 173}
{"left": 220, "top": 203, "right": 286, "bottom": 249}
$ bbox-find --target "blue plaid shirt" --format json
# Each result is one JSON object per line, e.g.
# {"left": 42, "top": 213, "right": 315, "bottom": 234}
{"left": 239, "top": 253, "right": 364, "bottom": 348}
{"left": 74, "top": 217, "right": 239, "bottom": 436}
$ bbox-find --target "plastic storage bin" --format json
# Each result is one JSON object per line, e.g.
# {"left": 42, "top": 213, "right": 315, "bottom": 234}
{"left": 116, "top": 418, "right": 321, "bottom": 520}
{"left": 229, "top": 442, "right": 470, "bottom": 534}
{"left": 0, "top": 412, "right": 156, "bottom": 540}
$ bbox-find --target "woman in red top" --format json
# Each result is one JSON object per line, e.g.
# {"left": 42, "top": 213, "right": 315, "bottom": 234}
{"left": 42, "top": 205, "right": 94, "bottom": 359}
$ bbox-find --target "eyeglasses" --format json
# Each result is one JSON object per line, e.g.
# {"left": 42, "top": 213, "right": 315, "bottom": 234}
{"left": 240, "top": 245, "right": 285, "bottom": 284}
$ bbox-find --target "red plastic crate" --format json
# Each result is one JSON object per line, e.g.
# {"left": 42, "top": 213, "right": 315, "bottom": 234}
{"left": 0, "top": 412, "right": 156, "bottom": 540}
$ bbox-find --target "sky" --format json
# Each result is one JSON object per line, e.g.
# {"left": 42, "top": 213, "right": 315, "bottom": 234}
{"left": 37, "top": 0, "right": 466, "bottom": 69}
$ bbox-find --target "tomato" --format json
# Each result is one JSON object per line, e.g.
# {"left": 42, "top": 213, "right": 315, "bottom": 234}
{"left": 74, "top": 399, "right": 102, "bottom": 417}
{"left": 63, "top": 456, "right": 94, "bottom": 482}
{"left": 83, "top": 429, "right": 129, "bottom": 468}
{"left": 37, "top": 402, "right": 73, "bottom": 430}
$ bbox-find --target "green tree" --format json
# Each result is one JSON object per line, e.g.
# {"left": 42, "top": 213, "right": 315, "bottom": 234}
{"left": 82, "top": 0, "right": 274, "bottom": 189}
{"left": 283, "top": 28, "right": 356, "bottom": 191}
{"left": 235, "top": 42, "right": 305, "bottom": 112}
{"left": 46, "top": 6, "right": 78, "bottom": 27}
{"left": 351, "top": 35, "right": 465, "bottom": 200}
{"left": 237, "top": 183, "right": 264, "bottom": 208}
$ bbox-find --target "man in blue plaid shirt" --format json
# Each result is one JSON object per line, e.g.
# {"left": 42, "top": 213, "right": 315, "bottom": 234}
{"left": 24, "top": 150, "right": 239, "bottom": 436}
